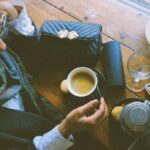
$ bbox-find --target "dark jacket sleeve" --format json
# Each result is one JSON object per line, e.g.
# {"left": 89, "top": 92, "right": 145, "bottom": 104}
{"left": 0, "top": 132, "right": 36, "bottom": 150}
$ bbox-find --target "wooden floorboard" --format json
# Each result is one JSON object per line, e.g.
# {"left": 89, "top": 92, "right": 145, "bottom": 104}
{"left": 44, "top": 0, "right": 150, "bottom": 50}
{"left": 25, "top": 0, "right": 75, "bottom": 28}
{"left": 24, "top": 0, "right": 147, "bottom": 149}
{"left": 1, "top": 0, "right": 148, "bottom": 149}
{"left": 120, "top": 0, "right": 150, "bottom": 14}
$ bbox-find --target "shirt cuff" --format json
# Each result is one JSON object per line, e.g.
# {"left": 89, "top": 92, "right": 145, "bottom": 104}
{"left": 33, "top": 126, "right": 74, "bottom": 150}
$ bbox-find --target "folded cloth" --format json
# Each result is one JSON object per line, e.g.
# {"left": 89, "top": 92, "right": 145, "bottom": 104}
{"left": 6, "top": 2, "right": 34, "bottom": 36}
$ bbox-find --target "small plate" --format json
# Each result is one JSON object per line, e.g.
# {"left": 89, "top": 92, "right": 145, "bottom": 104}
{"left": 108, "top": 98, "right": 143, "bottom": 150}
{"left": 65, "top": 70, "right": 105, "bottom": 110}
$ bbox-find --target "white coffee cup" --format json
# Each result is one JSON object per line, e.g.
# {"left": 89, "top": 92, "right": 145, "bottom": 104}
{"left": 60, "top": 67, "right": 98, "bottom": 97}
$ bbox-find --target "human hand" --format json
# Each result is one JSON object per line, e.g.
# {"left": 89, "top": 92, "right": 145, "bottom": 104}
{"left": 0, "top": 39, "right": 6, "bottom": 51}
{"left": 0, "top": 2, "right": 19, "bottom": 20}
{"left": 58, "top": 97, "right": 107, "bottom": 138}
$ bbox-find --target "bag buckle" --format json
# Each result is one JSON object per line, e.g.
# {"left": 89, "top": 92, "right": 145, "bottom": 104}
{"left": 57, "top": 30, "right": 79, "bottom": 40}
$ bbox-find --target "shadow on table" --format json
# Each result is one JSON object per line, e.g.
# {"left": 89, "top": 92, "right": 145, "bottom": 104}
{"left": 69, "top": 132, "right": 108, "bottom": 150}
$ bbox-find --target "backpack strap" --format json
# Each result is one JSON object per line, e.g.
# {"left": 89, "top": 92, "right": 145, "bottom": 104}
{"left": 0, "top": 48, "right": 42, "bottom": 115}
{"left": 0, "top": 84, "right": 21, "bottom": 105}
{"left": 0, "top": 62, "right": 7, "bottom": 94}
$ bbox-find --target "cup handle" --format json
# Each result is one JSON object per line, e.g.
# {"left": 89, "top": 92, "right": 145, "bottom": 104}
{"left": 60, "top": 79, "right": 69, "bottom": 94}
{"left": 91, "top": 86, "right": 102, "bottom": 99}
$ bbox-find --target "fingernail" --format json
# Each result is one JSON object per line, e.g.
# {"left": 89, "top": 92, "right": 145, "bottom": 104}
{"left": 94, "top": 99, "right": 99, "bottom": 102}
{"left": 92, "top": 99, "right": 99, "bottom": 104}
{"left": 100, "top": 97, "right": 104, "bottom": 103}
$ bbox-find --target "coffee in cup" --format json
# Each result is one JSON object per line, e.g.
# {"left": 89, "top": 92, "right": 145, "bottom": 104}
{"left": 70, "top": 72, "right": 95, "bottom": 95}
{"left": 60, "top": 67, "right": 98, "bottom": 97}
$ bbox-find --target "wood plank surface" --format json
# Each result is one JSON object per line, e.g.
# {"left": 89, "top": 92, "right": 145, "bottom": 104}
{"left": 25, "top": 0, "right": 76, "bottom": 28}
{"left": 44, "top": 0, "right": 150, "bottom": 50}
{"left": 24, "top": 0, "right": 149, "bottom": 149}
{"left": 1, "top": 0, "right": 149, "bottom": 149}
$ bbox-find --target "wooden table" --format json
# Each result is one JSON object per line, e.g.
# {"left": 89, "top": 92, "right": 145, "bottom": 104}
{"left": 23, "top": 0, "right": 150, "bottom": 149}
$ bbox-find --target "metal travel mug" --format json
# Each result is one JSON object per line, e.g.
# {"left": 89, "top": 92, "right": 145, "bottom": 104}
{"left": 120, "top": 101, "right": 150, "bottom": 137}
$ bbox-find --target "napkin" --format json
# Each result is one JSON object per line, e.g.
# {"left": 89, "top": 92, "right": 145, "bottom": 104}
{"left": 6, "top": 2, "right": 34, "bottom": 36}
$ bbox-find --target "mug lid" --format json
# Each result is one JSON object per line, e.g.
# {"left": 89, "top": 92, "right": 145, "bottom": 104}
{"left": 121, "top": 101, "right": 150, "bottom": 134}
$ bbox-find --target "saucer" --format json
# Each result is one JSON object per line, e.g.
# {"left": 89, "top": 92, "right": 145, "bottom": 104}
{"left": 91, "top": 69, "right": 106, "bottom": 99}
{"left": 108, "top": 98, "right": 143, "bottom": 150}
{"left": 65, "top": 69, "right": 106, "bottom": 110}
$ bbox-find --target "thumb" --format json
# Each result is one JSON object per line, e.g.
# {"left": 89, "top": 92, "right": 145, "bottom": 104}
{"left": 0, "top": 39, "right": 6, "bottom": 51}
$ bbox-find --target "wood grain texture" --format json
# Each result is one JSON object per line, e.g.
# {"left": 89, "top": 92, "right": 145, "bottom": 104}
{"left": 120, "top": 0, "right": 150, "bottom": 14}
{"left": 25, "top": 0, "right": 76, "bottom": 28}
{"left": 1, "top": 0, "right": 148, "bottom": 149}
{"left": 45, "top": 0, "right": 150, "bottom": 50}
{"left": 24, "top": 0, "right": 148, "bottom": 149}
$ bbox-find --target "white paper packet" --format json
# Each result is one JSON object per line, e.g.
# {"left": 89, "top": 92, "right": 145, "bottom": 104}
{"left": 6, "top": 0, "right": 35, "bottom": 36}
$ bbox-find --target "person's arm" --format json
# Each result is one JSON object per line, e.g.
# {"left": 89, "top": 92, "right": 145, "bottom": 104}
{"left": 33, "top": 126, "right": 74, "bottom": 150}
{"left": 33, "top": 97, "right": 107, "bottom": 150}
{"left": 0, "top": 38, "right": 6, "bottom": 51}
{"left": 0, "top": 2, "right": 19, "bottom": 20}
